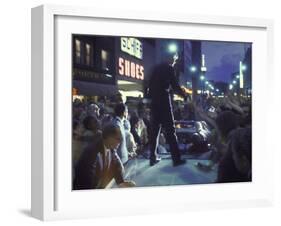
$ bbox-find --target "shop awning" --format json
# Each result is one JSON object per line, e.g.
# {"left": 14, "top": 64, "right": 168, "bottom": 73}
{"left": 73, "top": 80, "right": 118, "bottom": 96}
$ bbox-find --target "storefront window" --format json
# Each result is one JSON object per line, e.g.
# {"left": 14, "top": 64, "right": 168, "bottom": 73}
{"left": 85, "top": 43, "right": 91, "bottom": 66}
{"left": 75, "top": 39, "right": 81, "bottom": 64}
{"left": 101, "top": 49, "right": 110, "bottom": 71}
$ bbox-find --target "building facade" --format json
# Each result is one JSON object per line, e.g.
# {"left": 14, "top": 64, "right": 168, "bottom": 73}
{"left": 72, "top": 35, "right": 156, "bottom": 101}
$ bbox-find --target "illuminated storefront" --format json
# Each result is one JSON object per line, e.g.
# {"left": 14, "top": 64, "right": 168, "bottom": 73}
{"left": 115, "top": 37, "right": 155, "bottom": 99}
{"left": 72, "top": 35, "right": 155, "bottom": 102}
{"left": 72, "top": 35, "right": 117, "bottom": 100}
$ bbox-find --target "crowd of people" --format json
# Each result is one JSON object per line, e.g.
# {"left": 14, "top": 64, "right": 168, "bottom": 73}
{"left": 72, "top": 97, "right": 151, "bottom": 189}
{"left": 193, "top": 93, "right": 252, "bottom": 183}
{"left": 72, "top": 91, "right": 252, "bottom": 189}
{"left": 72, "top": 59, "right": 252, "bottom": 189}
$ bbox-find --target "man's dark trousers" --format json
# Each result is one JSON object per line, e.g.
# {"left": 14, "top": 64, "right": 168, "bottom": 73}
{"left": 150, "top": 96, "right": 181, "bottom": 163}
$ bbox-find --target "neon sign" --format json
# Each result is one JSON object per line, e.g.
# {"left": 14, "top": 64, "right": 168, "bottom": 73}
{"left": 121, "top": 37, "right": 143, "bottom": 59}
{"left": 118, "top": 57, "right": 144, "bottom": 80}
{"left": 239, "top": 61, "right": 244, "bottom": 89}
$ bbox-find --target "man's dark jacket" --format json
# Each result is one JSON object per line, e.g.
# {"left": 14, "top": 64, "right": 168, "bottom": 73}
{"left": 73, "top": 135, "right": 125, "bottom": 189}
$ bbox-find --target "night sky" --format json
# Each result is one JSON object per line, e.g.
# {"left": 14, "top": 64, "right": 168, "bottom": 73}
{"left": 202, "top": 41, "right": 251, "bottom": 83}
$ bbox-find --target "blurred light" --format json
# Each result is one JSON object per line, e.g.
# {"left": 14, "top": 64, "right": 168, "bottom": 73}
{"left": 181, "top": 86, "right": 192, "bottom": 94}
{"left": 200, "top": 75, "right": 205, "bottom": 80}
{"left": 234, "top": 92, "right": 237, "bottom": 96}
{"left": 168, "top": 43, "right": 177, "bottom": 53}
{"left": 236, "top": 75, "right": 240, "bottom": 79}
{"left": 241, "top": 64, "right": 247, "bottom": 71}
{"left": 190, "top": 66, "right": 197, "bottom": 72}
{"left": 239, "top": 61, "right": 244, "bottom": 88}
{"left": 201, "top": 54, "right": 207, "bottom": 72}
{"left": 233, "top": 80, "right": 237, "bottom": 84}
{"left": 229, "top": 84, "right": 233, "bottom": 90}
{"left": 205, "top": 81, "right": 209, "bottom": 84}
{"left": 240, "top": 74, "right": 244, "bottom": 88}
{"left": 201, "top": 66, "right": 207, "bottom": 72}
{"left": 216, "top": 89, "right": 219, "bottom": 92}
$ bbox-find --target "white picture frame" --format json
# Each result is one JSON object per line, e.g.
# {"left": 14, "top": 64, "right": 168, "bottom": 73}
{"left": 31, "top": 4, "right": 274, "bottom": 221}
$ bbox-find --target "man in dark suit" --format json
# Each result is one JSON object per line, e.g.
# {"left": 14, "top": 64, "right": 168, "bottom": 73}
{"left": 73, "top": 123, "right": 135, "bottom": 189}
{"left": 148, "top": 56, "right": 187, "bottom": 167}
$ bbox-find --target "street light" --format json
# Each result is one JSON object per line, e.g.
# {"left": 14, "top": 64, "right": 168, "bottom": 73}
{"left": 241, "top": 64, "right": 247, "bottom": 71}
{"left": 229, "top": 84, "right": 233, "bottom": 90}
{"left": 216, "top": 89, "right": 219, "bottom": 92}
{"left": 236, "top": 75, "right": 240, "bottom": 79}
{"left": 199, "top": 75, "right": 205, "bottom": 94}
{"left": 190, "top": 65, "right": 197, "bottom": 72}
{"left": 168, "top": 43, "right": 177, "bottom": 53}
{"left": 233, "top": 80, "right": 237, "bottom": 84}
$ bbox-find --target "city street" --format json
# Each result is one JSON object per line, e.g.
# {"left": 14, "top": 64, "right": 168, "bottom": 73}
{"left": 72, "top": 35, "right": 252, "bottom": 190}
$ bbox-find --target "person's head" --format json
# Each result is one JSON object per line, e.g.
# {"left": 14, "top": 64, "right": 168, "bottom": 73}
{"left": 162, "top": 53, "right": 177, "bottom": 66}
{"left": 83, "top": 115, "right": 100, "bottom": 132}
{"left": 102, "top": 123, "right": 122, "bottom": 150}
{"left": 99, "top": 106, "right": 106, "bottom": 117}
{"left": 216, "top": 111, "right": 238, "bottom": 139}
{"left": 73, "top": 98, "right": 82, "bottom": 106}
{"left": 114, "top": 103, "right": 128, "bottom": 119}
{"left": 88, "top": 103, "right": 100, "bottom": 117}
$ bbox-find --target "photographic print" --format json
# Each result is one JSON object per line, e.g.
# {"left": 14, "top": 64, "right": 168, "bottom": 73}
{"left": 31, "top": 6, "right": 274, "bottom": 220}
{"left": 71, "top": 35, "right": 252, "bottom": 190}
